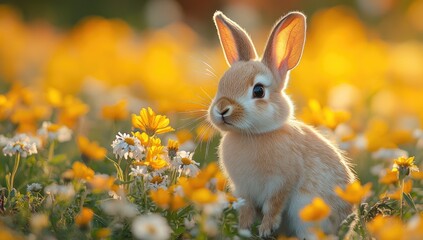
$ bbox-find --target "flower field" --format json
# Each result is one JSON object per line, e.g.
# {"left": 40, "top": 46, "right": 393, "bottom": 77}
{"left": 1, "top": 1, "right": 423, "bottom": 239}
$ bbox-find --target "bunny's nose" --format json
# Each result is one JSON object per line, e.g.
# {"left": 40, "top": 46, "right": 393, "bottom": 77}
{"left": 220, "top": 107, "right": 230, "bottom": 116}
{"left": 214, "top": 105, "right": 233, "bottom": 118}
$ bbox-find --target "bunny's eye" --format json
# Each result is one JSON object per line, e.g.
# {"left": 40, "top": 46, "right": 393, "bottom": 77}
{"left": 252, "top": 84, "right": 265, "bottom": 98}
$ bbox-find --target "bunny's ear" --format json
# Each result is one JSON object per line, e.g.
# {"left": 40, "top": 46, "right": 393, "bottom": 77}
{"left": 214, "top": 11, "right": 258, "bottom": 66}
{"left": 262, "top": 12, "right": 306, "bottom": 80}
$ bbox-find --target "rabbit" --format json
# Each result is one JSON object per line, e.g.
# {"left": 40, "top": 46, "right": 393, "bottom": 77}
{"left": 207, "top": 11, "right": 356, "bottom": 239}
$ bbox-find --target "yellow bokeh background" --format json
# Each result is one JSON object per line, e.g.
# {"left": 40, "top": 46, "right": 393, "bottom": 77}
{"left": 1, "top": 0, "right": 423, "bottom": 153}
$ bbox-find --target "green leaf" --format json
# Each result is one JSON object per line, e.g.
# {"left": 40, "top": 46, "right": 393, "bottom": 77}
{"left": 173, "top": 226, "right": 186, "bottom": 236}
{"left": 115, "top": 179, "right": 135, "bottom": 185}
{"left": 403, "top": 192, "right": 417, "bottom": 212}
{"left": 338, "top": 212, "right": 357, "bottom": 240}
{"left": 106, "top": 157, "right": 124, "bottom": 181}
{"left": 177, "top": 205, "right": 193, "bottom": 219}
{"left": 50, "top": 154, "right": 67, "bottom": 165}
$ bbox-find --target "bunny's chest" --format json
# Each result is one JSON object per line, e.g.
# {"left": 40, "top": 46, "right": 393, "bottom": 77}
{"left": 219, "top": 134, "right": 288, "bottom": 204}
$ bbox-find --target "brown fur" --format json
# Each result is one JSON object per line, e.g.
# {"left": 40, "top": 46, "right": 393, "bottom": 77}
{"left": 209, "top": 11, "right": 355, "bottom": 238}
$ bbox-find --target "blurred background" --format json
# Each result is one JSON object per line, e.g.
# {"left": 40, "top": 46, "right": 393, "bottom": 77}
{"left": 1, "top": 0, "right": 423, "bottom": 181}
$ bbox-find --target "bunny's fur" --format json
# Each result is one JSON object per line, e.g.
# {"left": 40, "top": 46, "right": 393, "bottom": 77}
{"left": 208, "top": 11, "right": 355, "bottom": 239}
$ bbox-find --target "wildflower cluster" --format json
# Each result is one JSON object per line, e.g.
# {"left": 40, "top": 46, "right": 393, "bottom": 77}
{"left": 104, "top": 107, "right": 245, "bottom": 239}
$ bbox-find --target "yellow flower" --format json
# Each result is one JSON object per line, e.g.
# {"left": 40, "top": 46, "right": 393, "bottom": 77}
{"left": 215, "top": 171, "right": 228, "bottom": 192}
{"left": 367, "top": 215, "right": 405, "bottom": 240}
{"left": 132, "top": 107, "right": 174, "bottom": 136}
{"left": 75, "top": 207, "right": 94, "bottom": 227}
{"left": 379, "top": 170, "right": 399, "bottom": 185}
{"left": 176, "top": 129, "right": 193, "bottom": 144}
{"left": 30, "top": 213, "right": 49, "bottom": 234}
{"left": 190, "top": 188, "right": 217, "bottom": 205}
{"left": 77, "top": 136, "right": 107, "bottom": 161}
{"left": 144, "top": 148, "right": 168, "bottom": 170}
{"left": 133, "top": 131, "right": 149, "bottom": 146}
{"left": 61, "top": 169, "right": 75, "bottom": 181}
{"left": 335, "top": 180, "right": 372, "bottom": 204}
{"left": 170, "top": 194, "right": 187, "bottom": 211}
{"left": 177, "top": 177, "right": 193, "bottom": 197}
{"left": 167, "top": 139, "right": 179, "bottom": 158}
{"left": 299, "top": 197, "right": 331, "bottom": 222}
{"left": 72, "top": 161, "right": 94, "bottom": 181}
{"left": 364, "top": 119, "right": 397, "bottom": 151}
{"left": 392, "top": 156, "right": 419, "bottom": 179}
{"left": 87, "top": 174, "right": 116, "bottom": 194}
{"left": 45, "top": 88, "right": 63, "bottom": 108}
{"left": 385, "top": 180, "right": 412, "bottom": 200}
{"left": 58, "top": 95, "right": 89, "bottom": 128}
{"left": 177, "top": 163, "right": 219, "bottom": 199}
{"left": 277, "top": 237, "right": 299, "bottom": 240}
{"left": 133, "top": 131, "right": 162, "bottom": 148}
{"left": 101, "top": 100, "right": 129, "bottom": 121}
{"left": 299, "top": 99, "right": 350, "bottom": 130}
{"left": 407, "top": 214, "right": 423, "bottom": 239}
{"left": 225, "top": 193, "right": 237, "bottom": 204}
{"left": 0, "top": 94, "right": 13, "bottom": 120}
{"left": 149, "top": 158, "right": 168, "bottom": 171}
{"left": 199, "top": 162, "right": 220, "bottom": 181}
{"left": 11, "top": 106, "right": 50, "bottom": 133}
{"left": 150, "top": 188, "right": 171, "bottom": 209}
{"left": 96, "top": 228, "right": 112, "bottom": 239}
{"left": 411, "top": 171, "right": 423, "bottom": 180}
{"left": 149, "top": 137, "right": 162, "bottom": 148}
{"left": 0, "top": 224, "right": 24, "bottom": 240}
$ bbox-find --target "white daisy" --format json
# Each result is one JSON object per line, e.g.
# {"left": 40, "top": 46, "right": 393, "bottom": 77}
{"left": 131, "top": 214, "right": 171, "bottom": 240}
{"left": 129, "top": 165, "right": 148, "bottom": 178}
{"left": 37, "top": 121, "right": 72, "bottom": 142}
{"left": 146, "top": 172, "right": 168, "bottom": 190}
{"left": 173, "top": 151, "right": 200, "bottom": 177}
{"left": 44, "top": 183, "right": 75, "bottom": 200}
{"left": 372, "top": 148, "right": 408, "bottom": 160}
{"left": 238, "top": 228, "right": 252, "bottom": 238}
{"left": 111, "top": 132, "right": 144, "bottom": 160}
{"left": 3, "top": 133, "right": 38, "bottom": 157}
{"left": 414, "top": 129, "right": 423, "bottom": 149}
{"left": 203, "top": 192, "right": 228, "bottom": 217}
{"left": 30, "top": 213, "right": 49, "bottom": 233}
{"left": 0, "top": 135, "right": 9, "bottom": 146}
{"left": 27, "top": 183, "right": 43, "bottom": 192}
{"left": 232, "top": 197, "right": 246, "bottom": 210}
{"left": 203, "top": 218, "right": 218, "bottom": 237}
{"left": 101, "top": 199, "right": 139, "bottom": 218}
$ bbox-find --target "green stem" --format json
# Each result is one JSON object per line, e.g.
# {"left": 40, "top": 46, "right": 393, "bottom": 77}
{"left": 46, "top": 141, "right": 56, "bottom": 177}
{"left": 10, "top": 153, "right": 21, "bottom": 193}
{"left": 48, "top": 140, "right": 55, "bottom": 162}
{"left": 357, "top": 204, "right": 369, "bottom": 240}
{"left": 80, "top": 188, "right": 88, "bottom": 210}
{"left": 124, "top": 161, "right": 130, "bottom": 191}
{"left": 400, "top": 179, "right": 405, "bottom": 219}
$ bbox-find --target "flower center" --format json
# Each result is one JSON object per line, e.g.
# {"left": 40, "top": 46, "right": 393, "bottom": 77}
{"left": 13, "top": 142, "right": 24, "bottom": 149}
{"left": 145, "top": 127, "right": 156, "bottom": 137}
{"left": 150, "top": 175, "right": 163, "bottom": 184}
{"left": 124, "top": 137, "right": 135, "bottom": 146}
{"left": 181, "top": 157, "right": 192, "bottom": 165}
{"left": 146, "top": 224, "right": 157, "bottom": 235}
{"left": 47, "top": 124, "right": 61, "bottom": 132}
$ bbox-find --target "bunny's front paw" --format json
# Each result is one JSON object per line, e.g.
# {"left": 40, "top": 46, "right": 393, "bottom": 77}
{"left": 259, "top": 215, "right": 281, "bottom": 238}
{"left": 238, "top": 200, "right": 256, "bottom": 229}
{"left": 258, "top": 222, "right": 272, "bottom": 238}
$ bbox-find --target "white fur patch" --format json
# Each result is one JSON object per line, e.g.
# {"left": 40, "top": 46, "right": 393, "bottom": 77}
{"left": 232, "top": 73, "right": 282, "bottom": 133}
{"left": 254, "top": 74, "right": 272, "bottom": 87}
